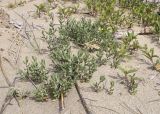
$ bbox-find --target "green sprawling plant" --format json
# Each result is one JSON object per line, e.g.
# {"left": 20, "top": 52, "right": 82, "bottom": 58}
{"left": 96, "top": 50, "right": 107, "bottom": 66}
{"left": 47, "top": 73, "right": 73, "bottom": 99}
{"left": 85, "top": 0, "right": 116, "bottom": 16}
{"left": 41, "top": 19, "right": 98, "bottom": 105}
{"left": 152, "top": 15, "right": 160, "bottom": 42}
{"left": 59, "top": 18, "right": 112, "bottom": 46}
{"left": 84, "top": 0, "right": 99, "bottom": 16}
{"left": 19, "top": 57, "right": 47, "bottom": 83}
{"left": 59, "top": 18, "right": 131, "bottom": 69}
{"left": 35, "top": 3, "right": 46, "bottom": 17}
{"left": 8, "top": 88, "right": 20, "bottom": 98}
{"left": 84, "top": 0, "right": 128, "bottom": 29}
{"left": 122, "top": 32, "right": 140, "bottom": 54}
{"left": 109, "top": 41, "right": 129, "bottom": 69}
{"left": 35, "top": 3, "right": 50, "bottom": 18}
{"left": 141, "top": 44, "right": 160, "bottom": 70}
{"left": 92, "top": 76, "right": 106, "bottom": 92}
{"left": 128, "top": 74, "right": 140, "bottom": 95}
{"left": 119, "top": 66, "right": 141, "bottom": 95}
{"left": 85, "top": 0, "right": 159, "bottom": 36}
{"left": 110, "top": 32, "right": 140, "bottom": 68}
{"left": 50, "top": 44, "right": 97, "bottom": 83}
{"left": 119, "top": 66, "right": 137, "bottom": 78}
{"left": 131, "top": 1, "right": 158, "bottom": 33}
{"left": 72, "top": 51, "right": 97, "bottom": 82}
{"left": 59, "top": 18, "right": 117, "bottom": 59}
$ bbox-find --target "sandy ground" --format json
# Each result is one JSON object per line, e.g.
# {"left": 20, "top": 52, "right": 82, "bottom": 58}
{"left": 0, "top": 0, "right": 160, "bottom": 114}
{"left": 0, "top": 0, "right": 85, "bottom": 114}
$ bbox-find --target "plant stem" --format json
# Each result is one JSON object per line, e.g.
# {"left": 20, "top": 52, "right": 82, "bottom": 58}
{"left": 59, "top": 92, "right": 65, "bottom": 111}
{"left": 61, "top": 93, "right": 64, "bottom": 110}
{"left": 75, "top": 81, "right": 92, "bottom": 114}
{"left": 0, "top": 55, "right": 12, "bottom": 86}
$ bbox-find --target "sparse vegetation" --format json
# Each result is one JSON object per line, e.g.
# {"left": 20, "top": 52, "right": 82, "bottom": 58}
{"left": 141, "top": 44, "right": 160, "bottom": 70}
{"left": 2, "top": 0, "right": 160, "bottom": 113}
{"left": 58, "top": 4, "right": 79, "bottom": 18}
{"left": 107, "top": 81, "right": 115, "bottom": 95}
{"left": 92, "top": 76, "right": 105, "bottom": 92}
{"left": 119, "top": 66, "right": 142, "bottom": 95}
{"left": 35, "top": 3, "right": 48, "bottom": 18}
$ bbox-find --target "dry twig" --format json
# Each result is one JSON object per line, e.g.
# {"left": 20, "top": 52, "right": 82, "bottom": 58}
{"left": 0, "top": 54, "right": 12, "bottom": 86}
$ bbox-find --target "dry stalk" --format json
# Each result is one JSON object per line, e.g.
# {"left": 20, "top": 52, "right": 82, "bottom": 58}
{"left": 120, "top": 102, "right": 140, "bottom": 114}
{"left": 0, "top": 54, "right": 12, "bottom": 86}
{"left": 89, "top": 104, "right": 120, "bottom": 114}
{"left": 2, "top": 57, "right": 16, "bottom": 69}
{"left": 8, "top": 27, "right": 24, "bottom": 65}
{"left": 75, "top": 81, "right": 93, "bottom": 114}
{"left": 15, "top": 45, "right": 22, "bottom": 64}
{"left": 0, "top": 94, "right": 13, "bottom": 114}
{"left": 59, "top": 92, "right": 65, "bottom": 111}
{"left": 13, "top": 11, "right": 41, "bottom": 53}
{"left": 0, "top": 89, "right": 24, "bottom": 114}
{"left": 0, "top": 77, "right": 24, "bottom": 114}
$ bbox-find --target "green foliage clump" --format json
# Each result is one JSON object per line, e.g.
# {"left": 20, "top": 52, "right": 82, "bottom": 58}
{"left": 71, "top": 50, "right": 97, "bottom": 82}
{"left": 128, "top": 74, "right": 139, "bottom": 95}
{"left": 34, "top": 3, "right": 51, "bottom": 18}
{"left": 84, "top": 0, "right": 98, "bottom": 15}
{"left": 130, "top": 1, "right": 159, "bottom": 36}
{"left": 19, "top": 57, "right": 47, "bottom": 83}
{"left": 152, "top": 16, "right": 160, "bottom": 41}
{"left": 121, "top": 32, "right": 139, "bottom": 53}
{"left": 110, "top": 43, "right": 129, "bottom": 68}
{"left": 35, "top": 3, "right": 47, "bottom": 17}
{"left": 59, "top": 18, "right": 111, "bottom": 45}
{"left": 59, "top": 18, "right": 137, "bottom": 69}
{"left": 42, "top": 19, "right": 98, "bottom": 101}
{"left": 141, "top": 45, "right": 160, "bottom": 70}
{"left": 119, "top": 66, "right": 141, "bottom": 95}
{"left": 110, "top": 32, "right": 139, "bottom": 68}
{"left": 34, "top": 86, "right": 48, "bottom": 102}
{"left": 51, "top": 44, "right": 97, "bottom": 83}
{"left": 47, "top": 74, "right": 72, "bottom": 99}
{"left": 84, "top": 0, "right": 127, "bottom": 29}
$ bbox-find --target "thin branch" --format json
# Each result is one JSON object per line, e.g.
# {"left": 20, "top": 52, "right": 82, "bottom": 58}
{"left": 75, "top": 82, "right": 93, "bottom": 114}
{"left": 0, "top": 54, "right": 12, "bottom": 86}
{"left": 90, "top": 104, "right": 120, "bottom": 114}
{"left": 13, "top": 11, "right": 41, "bottom": 53}
{"left": 0, "top": 95, "right": 13, "bottom": 114}
{"left": 120, "top": 102, "right": 140, "bottom": 114}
